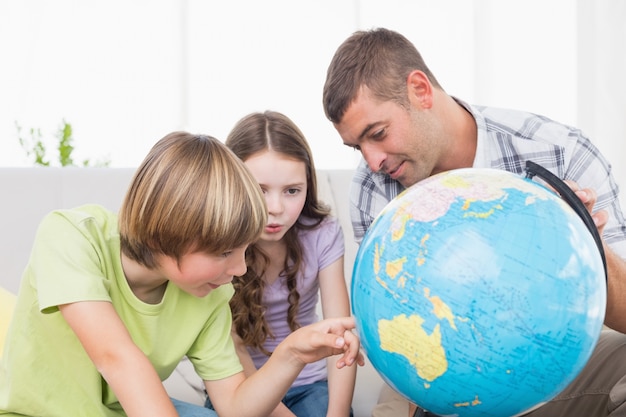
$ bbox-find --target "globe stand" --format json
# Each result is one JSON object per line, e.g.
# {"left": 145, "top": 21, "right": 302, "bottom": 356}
{"left": 524, "top": 160, "right": 607, "bottom": 282}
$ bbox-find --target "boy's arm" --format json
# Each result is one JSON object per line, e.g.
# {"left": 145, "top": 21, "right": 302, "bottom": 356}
{"left": 319, "top": 257, "right": 357, "bottom": 417}
{"left": 232, "top": 331, "right": 296, "bottom": 417}
{"left": 206, "top": 317, "right": 363, "bottom": 417}
{"left": 60, "top": 300, "right": 178, "bottom": 417}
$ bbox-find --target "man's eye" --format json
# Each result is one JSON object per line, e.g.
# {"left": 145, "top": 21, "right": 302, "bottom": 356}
{"left": 371, "top": 128, "right": 385, "bottom": 140}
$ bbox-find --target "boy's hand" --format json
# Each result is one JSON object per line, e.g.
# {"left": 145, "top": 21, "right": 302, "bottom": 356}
{"left": 282, "top": 317, "right": 365, "bottom": 369}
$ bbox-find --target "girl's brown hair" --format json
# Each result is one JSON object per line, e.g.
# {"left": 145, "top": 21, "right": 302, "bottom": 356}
{"left": 119, "top": 132, "right": 266, "bottom": 268}
{"left": 226, "top": 111, "right": 330, "bottom": 355}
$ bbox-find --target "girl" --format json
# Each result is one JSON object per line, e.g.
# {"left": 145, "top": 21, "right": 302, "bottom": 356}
{"left": 0, "top": 132, "right": 362, "bottom": 417}
{"left": 224, "top": 111, "right": 357, "bottom": 416}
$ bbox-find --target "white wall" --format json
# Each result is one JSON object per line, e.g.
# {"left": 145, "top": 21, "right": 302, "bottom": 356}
{"left": 0, "top": 1, "right": 624, "bottom": 204}
{"left": 577, "top": 0, "right": 626, "bottom": 201}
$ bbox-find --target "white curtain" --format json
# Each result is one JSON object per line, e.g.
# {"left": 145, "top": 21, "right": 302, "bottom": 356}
{"left": 0, "top": 0, "right": 624, "bottom": 188}
{"left": 577, "top": 0, "right": 626, "bottom": 207}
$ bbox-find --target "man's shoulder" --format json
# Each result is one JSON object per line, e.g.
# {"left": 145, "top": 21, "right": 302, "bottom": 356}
{"left": 473, "top": 103, "right": 579, "bottom": 141}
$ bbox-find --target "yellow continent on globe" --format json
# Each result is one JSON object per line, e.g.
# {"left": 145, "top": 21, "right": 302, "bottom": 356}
{"left": 378, "top": 314, "right": 447, "bottom": 382}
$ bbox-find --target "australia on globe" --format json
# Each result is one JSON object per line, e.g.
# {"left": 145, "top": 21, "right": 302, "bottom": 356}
{"left": 351, "top": 168, "right": 606, "bottom": 417}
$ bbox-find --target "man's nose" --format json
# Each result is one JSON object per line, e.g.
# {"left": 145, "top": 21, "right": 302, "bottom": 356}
{"left": 361, "top": 143, "right": 386, "bottom": 173}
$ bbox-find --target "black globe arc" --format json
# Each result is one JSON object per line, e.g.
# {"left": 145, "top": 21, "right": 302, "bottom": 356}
{"left": 524, "top": 160, "right": 608, "bottom": 284}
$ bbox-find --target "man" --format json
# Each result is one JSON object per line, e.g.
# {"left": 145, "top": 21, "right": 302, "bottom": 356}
{"left": 323, "top": 27, "right": 626, "bottom": 417}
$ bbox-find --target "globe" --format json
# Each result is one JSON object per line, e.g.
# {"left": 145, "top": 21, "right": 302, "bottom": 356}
{"left": 351, "top": 168, "right": 606, "bottom": 417}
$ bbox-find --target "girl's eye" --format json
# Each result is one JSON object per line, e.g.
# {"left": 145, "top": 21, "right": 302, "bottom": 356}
{"left": 287, "top": 188, "right": 300, "bottom": 195}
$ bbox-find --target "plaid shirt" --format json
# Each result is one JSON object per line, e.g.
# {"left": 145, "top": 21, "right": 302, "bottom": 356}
{"left": 349, "top": 99, "right": 626, "bottom": 258}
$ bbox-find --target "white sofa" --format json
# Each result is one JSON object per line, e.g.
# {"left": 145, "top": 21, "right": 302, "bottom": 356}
{"left": 0, "top": 167, "right": 385, "bottom": 417}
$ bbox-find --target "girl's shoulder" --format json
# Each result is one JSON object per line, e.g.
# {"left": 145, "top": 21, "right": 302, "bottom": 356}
{"left": 298, "top": 215, "right": 340, "bottom": 231}
{"left": 298, "top": 216, "right": 345, "bottom": 267}
{"left": 297, "top": 215, "right": 343, "bottom": 245}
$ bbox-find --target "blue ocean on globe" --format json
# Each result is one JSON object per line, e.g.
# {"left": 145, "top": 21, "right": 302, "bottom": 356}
{"left": 351, "top": 168, "right": 606, "bottom": 417}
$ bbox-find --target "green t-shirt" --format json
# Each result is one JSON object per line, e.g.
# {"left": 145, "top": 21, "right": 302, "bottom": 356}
{"left": 0, "top": 205, "right": 242, "bottom": 416}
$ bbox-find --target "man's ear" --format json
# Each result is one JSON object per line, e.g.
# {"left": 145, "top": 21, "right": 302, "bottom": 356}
{"left": 406, "top": 70, "right": 433, "bottom": 109}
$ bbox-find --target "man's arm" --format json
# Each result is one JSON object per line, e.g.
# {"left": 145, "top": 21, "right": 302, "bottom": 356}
{"left": 574, "top": 185, "right": 626, "bottom": 333}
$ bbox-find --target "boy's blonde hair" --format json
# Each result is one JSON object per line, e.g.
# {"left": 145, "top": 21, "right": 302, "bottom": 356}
{"left": 119, "top": 132, "right": 266, "bottom": 268}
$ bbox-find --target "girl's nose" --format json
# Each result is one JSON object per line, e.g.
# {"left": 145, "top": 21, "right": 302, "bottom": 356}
{"left": 265, "top": 193, "right": 284, "bottom": 214}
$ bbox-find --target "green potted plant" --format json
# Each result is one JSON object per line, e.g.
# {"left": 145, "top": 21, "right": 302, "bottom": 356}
{"left": 16, "top": 119, "right": 111, "bottom": 167}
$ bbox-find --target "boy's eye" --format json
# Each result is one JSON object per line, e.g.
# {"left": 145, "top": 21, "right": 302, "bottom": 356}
{"left": 221, "top": 251, "right": 232, "bottom": 258}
